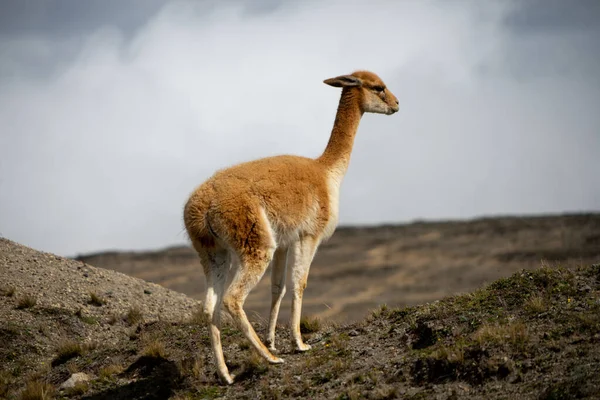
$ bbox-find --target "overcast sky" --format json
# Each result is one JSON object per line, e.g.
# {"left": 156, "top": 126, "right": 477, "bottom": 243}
{"left": 0, "top": 0, "right": 599, "bottom": 256}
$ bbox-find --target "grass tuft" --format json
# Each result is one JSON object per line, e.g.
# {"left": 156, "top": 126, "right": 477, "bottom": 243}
{"left": 524, "top": 295, "right": 546, "bottom": 314}
{"left": 300, "top": 315, "right": 321, "bottom": 334}
{"left": 189, "top": 308, "right": 207, "bottom": 325}
{"left": 237, "top": 352, "right": 268, "bottom": 380}
{"left": 66, "top": 381, "right": 88, "bottom": 396}
{"left": 473, "top": 321, "right": 529, "bottom": 350}
{"left": 75, "top": 308, "right": 98, "bottom": 325}
{"left": 88, "top": 292, "right": 106, "bottom": 306}
{"left": 19, "top": 380, "right": 54, "bottom": 400}
{"left": 143, "top": 339, "right": 167, "bottom": 358}
{"left": 99, "top": 364, "right": 124, "bottom": 380}
{"left": 52, "top": 340, "right": 83, "bottom": 366}
{"left": 181, "top": 357, "right": 203, "bottom": 379}
{"left": 16, "top": 294, "right": 37, "bottom": 309}
{"left": 125, "top": 306, "right": 143, "bottom": 326}
{"left": 1, "top": 285, "right": 16, "bottom": 297}
{"left": 372, "top": 385, "right": 398, "bottom": 400}
{"left": 371, "top": 304, "right": 389, "bottom": 319}
{"left": 0, "top": 370, "right": 12, "bottom": 398}
{"left": 107, "top": 313, "right": 119, "bottom": 325}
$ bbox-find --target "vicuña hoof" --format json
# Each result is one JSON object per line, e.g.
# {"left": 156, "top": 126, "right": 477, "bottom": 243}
{"left": 296, "top": 343, "right": 312, "bottom": 352}
{"left": 220, "top": 373, "right": 235, "bottom": 385}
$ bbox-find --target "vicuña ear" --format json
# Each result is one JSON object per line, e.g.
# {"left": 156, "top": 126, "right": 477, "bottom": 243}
{"left": 323, "top": 75, "right": 362, "bottom": 88}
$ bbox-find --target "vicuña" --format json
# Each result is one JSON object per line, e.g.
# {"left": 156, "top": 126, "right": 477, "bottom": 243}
{"left": 184, "top": 70, "right": 399, "bottom": 384}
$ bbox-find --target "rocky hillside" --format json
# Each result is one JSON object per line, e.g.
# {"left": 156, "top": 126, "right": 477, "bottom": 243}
{"left": 2, "top": 237, "right": 600, "bottom": 399}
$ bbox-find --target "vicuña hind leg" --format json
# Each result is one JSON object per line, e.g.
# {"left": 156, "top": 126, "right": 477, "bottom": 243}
{"left": 290, "top": 236, "right": 319, "bottom": 351}
{"left": 199, "top": 248, "right": 232, "bottom": 384}
{"left": 266, "top": 246, "right": 288, "bottom": 351}
{"left": 223, "top": 249, "right": 283, "bottom": 364}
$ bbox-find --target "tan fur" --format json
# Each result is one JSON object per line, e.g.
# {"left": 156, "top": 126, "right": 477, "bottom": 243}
{"left": 183, "top": 70, "right": 398, "bottom": 384}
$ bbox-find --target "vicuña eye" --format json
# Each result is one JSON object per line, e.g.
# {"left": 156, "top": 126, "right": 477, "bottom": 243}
{"left": 373, "top": 86, "right": 385, "bottom": 92}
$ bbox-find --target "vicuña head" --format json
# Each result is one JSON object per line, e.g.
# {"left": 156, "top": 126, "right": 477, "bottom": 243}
{"left": 183, "top": 70, "right": 398, "bottom": 384}
{"left": 324, "top": 70, "right": 399, "bottom": 115}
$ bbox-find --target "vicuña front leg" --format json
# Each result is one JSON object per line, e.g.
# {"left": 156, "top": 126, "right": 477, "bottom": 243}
{"left": 290, "top": 236, "right": 319, "bottom": 351}
{"left": 266, "top": 247, "right": 288, "bottom": 351}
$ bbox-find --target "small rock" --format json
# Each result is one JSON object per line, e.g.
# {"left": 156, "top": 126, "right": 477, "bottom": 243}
{"left": 579, "top": 285, "right": 592, "bottom": 292}
{"left": 348, "top": 329, "right": 360, "bottom": 337}
{"left": 60, "top": 372, "right": 90, "bottom": 389}
{"left": 509, "top": 374, "right": 522, "bottom": 384}
{"left": 144, "top": 289, "right": 152, "bottom": 295}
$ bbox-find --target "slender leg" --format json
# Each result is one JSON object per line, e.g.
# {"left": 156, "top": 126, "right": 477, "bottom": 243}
{"left": 266, "top": 246, "right": 288, "bottom": 351}
{"left": 200, "top": 249, "right": 232, "bottom": 384}
{"left": 289, "top": 236, "right": 319, "bottom": 351}
{"left": 223, "top": 248, "right": 284, "bottom": 364}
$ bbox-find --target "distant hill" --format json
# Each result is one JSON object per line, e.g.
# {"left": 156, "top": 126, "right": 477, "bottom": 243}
{"left": 76, "top": 213, "right": 600, "bottom": 323}
{"left": 2, "top": 237, "right": 599, "bottom": 398}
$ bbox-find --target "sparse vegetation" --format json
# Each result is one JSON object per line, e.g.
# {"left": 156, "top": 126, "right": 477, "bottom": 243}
{"left": 181, "top": 357, "right": 203, "bottom": 379}
{"left": 125, "top": 306, "right": 143, "bottom": 325}
{"left": 473, "top": 321, "right": 529, "bottom": 350}
{"left": 372, "top": 385, "right": 398, "bottom": 400}
{"left": 75, "top": 307, "right": 98, "bottom": 325}
{"left": 16, "top": 294, "right": 37, "bottom": 309}
{"left": 52, "top": 340, "right": 83, "bottom": 366}
{"left": 300, "top": 315, "right": 321, "bottom": 334}
{"left": 66, "top": 381, "right": 88, "bottom": 396}
{"left": 0, "top": 370, "right": 12, "bottom": 398}
{"left": 371, "top": 303, "right": 388, "bottom": 319}
{"left": 1, "top": 285, "right": 16, "bottom": 297}
{"left": 19, "top": 379, "right": 54, "bottom": 400}
{"left": 88, "top": 291, "right": 106, "bottom": 306}
{"left": 524, "top": 294, "right": 547, "bottom": 313}
{"left": 143, "top": 339, "right": 167, "bottom": 358}
{"left": 189, "top": 307, "right": 207, "bottom": 325}
{"left": 237, "top": 352, "right": 268, "bottom": 380}
{"left": 107, "top": 313, "right": 118, "bottom": 325}
{"left": 99, "top": 364, "right": 123, "bottom": 380}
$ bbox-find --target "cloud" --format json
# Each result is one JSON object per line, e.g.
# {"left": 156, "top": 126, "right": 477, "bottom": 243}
{"left": 0, "top": 0, "right": 599, "bottom": 255}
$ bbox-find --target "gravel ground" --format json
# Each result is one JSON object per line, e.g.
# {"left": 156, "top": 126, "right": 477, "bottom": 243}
{"left": 0, "top": 237, "right": 201, "bottom": 349}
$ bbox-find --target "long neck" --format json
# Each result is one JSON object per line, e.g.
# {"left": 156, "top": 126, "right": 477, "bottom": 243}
{"left": 317, "top": 88, "right": 364, "bottom": 173}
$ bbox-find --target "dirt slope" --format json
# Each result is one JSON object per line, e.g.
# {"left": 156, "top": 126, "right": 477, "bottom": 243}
{"left": 2, "top": 237, "right": 600, "bottom": 399}
{"left": 77, "top": 213, "right": 600, "bottom": 323}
